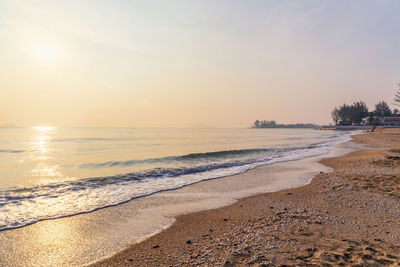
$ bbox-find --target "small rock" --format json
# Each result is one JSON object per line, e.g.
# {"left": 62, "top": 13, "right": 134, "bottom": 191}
{"left": 223, "top": 218, "right": 228, "bottom": 221}
{"left": 152, "top": 245, "right": 160, "bottom": 249}
{"left": 186, "top": 240, "right": 192, "bottom": 244}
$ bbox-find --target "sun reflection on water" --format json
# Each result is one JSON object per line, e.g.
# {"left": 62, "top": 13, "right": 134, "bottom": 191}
{"left": 31, "top": 126, "right": 62, "bottom": 179}
{"left": 29, "top": 219, "right": 80, "bottom": 266}
{"left": 31, "top": 163, "right": 62, "bottom": 177}
{"left": 35, "top": 134, "right": 51, "bottom": 154}
{"left": 34, "top": 126, "right": 56, "bottom": 132}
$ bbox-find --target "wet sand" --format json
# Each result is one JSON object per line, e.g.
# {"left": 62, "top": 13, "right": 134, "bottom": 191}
{"left": 93, "top": 129, "right": 400, "bottom": 266}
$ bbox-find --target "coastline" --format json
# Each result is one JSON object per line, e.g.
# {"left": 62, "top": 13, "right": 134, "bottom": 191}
{"left": 93, "top": 129, "right": 400, "bottom": 266}
{"left": 0, "top": 132, "right": 358, "bottom": 267}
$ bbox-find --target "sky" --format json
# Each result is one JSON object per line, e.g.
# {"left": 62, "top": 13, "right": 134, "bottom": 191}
{"left": 0, "top": 0, "right": 399, "bottom": 128}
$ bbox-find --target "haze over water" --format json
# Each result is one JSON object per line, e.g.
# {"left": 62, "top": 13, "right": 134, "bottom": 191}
{"left": 0, "top": 127, "right": 353, "bottom": 230}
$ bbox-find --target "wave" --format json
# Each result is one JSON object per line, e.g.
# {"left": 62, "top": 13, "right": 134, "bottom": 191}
{"left": 0, "top": 149, "right": 25, "bottom": 153}
{"left": 53, "top": 137, "right": 144, "bottom": 143}
{"left": 77, "top": 148, "right": 284, "bottom": 168}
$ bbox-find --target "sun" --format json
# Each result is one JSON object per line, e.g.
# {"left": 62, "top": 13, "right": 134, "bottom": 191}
{"left": 32, "top": 42, "right": 60, "bottom": 64}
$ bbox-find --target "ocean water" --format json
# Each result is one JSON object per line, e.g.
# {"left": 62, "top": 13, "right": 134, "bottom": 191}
{"left": 0, "top": 127, "right": 354, "bottom": 230}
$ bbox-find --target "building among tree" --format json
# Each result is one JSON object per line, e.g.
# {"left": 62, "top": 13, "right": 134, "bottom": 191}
{"left": 382, "top": 117, "right": 400, "bottom": 127}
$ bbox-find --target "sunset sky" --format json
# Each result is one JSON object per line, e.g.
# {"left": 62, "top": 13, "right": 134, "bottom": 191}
{"left": 1, "top": 0, "right": 399, "bottom": 128}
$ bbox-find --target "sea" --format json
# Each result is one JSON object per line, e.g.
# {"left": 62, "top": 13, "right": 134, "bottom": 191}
{"left": 0, "top": 127, "right": 354, "bottom": 231}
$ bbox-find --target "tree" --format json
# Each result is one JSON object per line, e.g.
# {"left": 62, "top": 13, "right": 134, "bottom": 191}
{"left": 349, "top": 101, "right": 369, "bottom": 125}
{"left": 374, "top": 101, "right": 392, "bottom": 117}
{"left": 253, "top": 120, "right": 260, "bottom": 128}
{"left": 337, "top": 103, "right": 352, "bottom": 125}
{"left": 393, "top": 109, "right": 399, "bottom": 116}
{"left": 332, "top": 101, "right": 369, "bottom": 125}
{"left": 395, "top": 84, "right": 400, "bottom": 106}
{"left": 331, "top": 107, "right": 340, "bottom": 125}
{"left": 367, "top": 111, "right": 376, "bottom": 125}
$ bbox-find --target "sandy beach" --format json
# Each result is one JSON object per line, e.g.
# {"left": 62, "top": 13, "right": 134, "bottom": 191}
{"left": 93, "top": 129, "right": 400, "bottom": 266}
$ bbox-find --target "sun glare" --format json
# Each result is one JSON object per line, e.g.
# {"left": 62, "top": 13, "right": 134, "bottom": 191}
{"left": 32, "top": 42, "right": 60, "bottom": 64}
{"left": 34, "top": 126, "right": 56, "bottom": 132}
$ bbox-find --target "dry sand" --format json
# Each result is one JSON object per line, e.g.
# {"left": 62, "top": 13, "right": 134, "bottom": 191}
{"left": 93, "top": 129, "right": 400, "bottom": 266}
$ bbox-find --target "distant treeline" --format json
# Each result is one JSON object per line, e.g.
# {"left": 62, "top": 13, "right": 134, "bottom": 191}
{"left": 331, "top": 100, "right": 399, "bottom": 126}
{"left": 251, "top": 120, "right": 315, "bottom": 128}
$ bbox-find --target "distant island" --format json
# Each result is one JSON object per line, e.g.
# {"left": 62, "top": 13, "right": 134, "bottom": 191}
{"left": 0, "top": 123, "right": 19, "bottom": 128}
{"left": 251, "top": 120, "right": 315, "bottom": 129}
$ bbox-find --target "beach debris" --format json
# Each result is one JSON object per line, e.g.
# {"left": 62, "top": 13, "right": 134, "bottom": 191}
{"left": 312, "top": 219, "right": 322, "bottom": 224}
{"left": 223, "top": 218, "right": 228, "bottom": 221}
{"left": 295, "top": 247, "right": 317, "bottom": 260}
{"left": 152, "top": 245, "right": 160, "bottom": 249}
{"left": 186, "top": 240, "right": 192, "bottom": 244}
{"left": 223, "top": 260, "right": 235, "bottom": 267}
